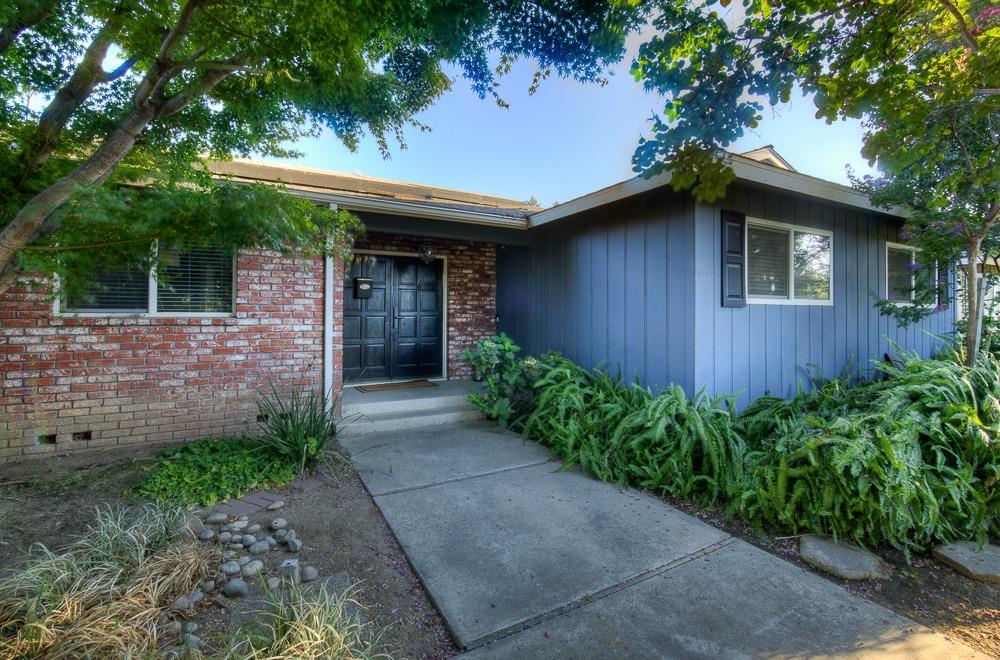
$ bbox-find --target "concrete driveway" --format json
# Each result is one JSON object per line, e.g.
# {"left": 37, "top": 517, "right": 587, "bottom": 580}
{"left": 341, "top": 422, "right": 985, "bottom": 658}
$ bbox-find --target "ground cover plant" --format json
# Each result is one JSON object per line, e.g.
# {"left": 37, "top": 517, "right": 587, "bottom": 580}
{"left": 464, "top": 341, "right": 1000, "bottom": 554}
{"left": 0, "top": 503, "right": 214, "bottom": 658}
{"left": 132, "top": 386, "right": 337, "bottom": 506}
{"left": 130, "top": 436, "right": 299, "bottom": 506}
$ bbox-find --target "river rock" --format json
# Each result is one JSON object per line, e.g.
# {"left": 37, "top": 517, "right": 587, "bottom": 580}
{"left": 223, "top": 578, "right": 248, "bottom": 598}
{"left": 269, "top": 518, "right": 288, "bottom": 531}
{"left": 302, "top": 565, "right": 319, "bottom": 582}
{"left": 799, "top": 535, "right": 890, "bottom": 580}
{"left": 249, "top": 540, "right": 270, "bottom": 554}
{"left": 933, "top": 541, "right": 1000, "bottom": 583}
{"left": 198, "top": 528, "right": 215, "bottom": 542}
{"left": 170, "top": 595, "right": 193, "bottom": 612}
{"left": 267, "top": 500, "right": 284, "bottom": 510}
{"left": 241, "top": 559, "right": 264, "bottom": 577}
{"left": 286, "top": 538, "right": 302, "bottom": 552}
{"left": 220, "top": 560, "right": 241, "bottom": 575}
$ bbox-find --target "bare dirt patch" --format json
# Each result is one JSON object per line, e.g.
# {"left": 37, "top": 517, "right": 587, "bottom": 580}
{"left": 663, "top": 496, "right": 1000, "bottom": 658}
{"left": 0, "top": 455, "right": 457, "bottom": 659}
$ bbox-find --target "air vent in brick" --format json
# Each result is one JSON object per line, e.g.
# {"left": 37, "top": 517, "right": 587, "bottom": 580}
{"left": 72, "top": 431, "right": 93, "bottom": 442}
{"left": 37, "top": 433, "right": 57, "bottom": 445}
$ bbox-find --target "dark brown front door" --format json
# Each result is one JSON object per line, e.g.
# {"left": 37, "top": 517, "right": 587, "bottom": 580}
{"left": 343, "top": 254, "right": 443, "bottom": 383}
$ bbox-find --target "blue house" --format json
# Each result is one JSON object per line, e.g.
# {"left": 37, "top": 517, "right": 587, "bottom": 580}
{"left": 495, "top": 147, "right": 955, "bottom": 406}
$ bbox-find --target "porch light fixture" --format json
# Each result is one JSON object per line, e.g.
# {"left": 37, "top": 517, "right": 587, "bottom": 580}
{"left": 419, "top": 243, "right": 436, "bottom": 264}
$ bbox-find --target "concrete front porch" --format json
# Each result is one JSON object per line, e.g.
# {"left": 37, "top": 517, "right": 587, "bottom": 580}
{"left": 337, "top": 380, "right": 483, "bottom": 436}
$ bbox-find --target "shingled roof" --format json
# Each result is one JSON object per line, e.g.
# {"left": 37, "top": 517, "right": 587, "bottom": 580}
{"left": 210, "top": 159, "right": 538, "bottom": 222}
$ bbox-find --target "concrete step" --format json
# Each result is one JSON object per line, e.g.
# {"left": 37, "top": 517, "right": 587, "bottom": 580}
{"left": 336, "top": 404, "right": 484, "bottom": 437}
{"left": 341, "top": 392, "right": 474, "bottom": 418}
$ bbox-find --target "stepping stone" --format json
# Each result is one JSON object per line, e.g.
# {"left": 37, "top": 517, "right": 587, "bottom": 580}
{"left": 799, "top": 535, "right": 890, "bottom": 580}
{"left": 933, "top": 541, "right": 1000, "bottom": 583}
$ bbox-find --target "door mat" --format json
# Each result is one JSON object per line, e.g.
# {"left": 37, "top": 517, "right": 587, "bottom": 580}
{"left": 355, "top": 379, "right": 438, "bottom": 394}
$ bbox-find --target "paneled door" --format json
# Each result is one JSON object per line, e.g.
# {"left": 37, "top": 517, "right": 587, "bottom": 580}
{"left": 343, "top": 254, "right": 443, "bottom": 382}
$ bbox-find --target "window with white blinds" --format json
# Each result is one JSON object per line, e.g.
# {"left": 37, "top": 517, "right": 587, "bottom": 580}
{"left": 61, "top": 245, "right": 235, "bottom": 315}
{"left": 63, "top": 267, "right": 150, "bottom": 313}
{"left": 886, "top": 243, "right": 916, "bottom": 302}
{"left": 748, "top": 226, "right": 790, "bottom": 298}
{"left": 746, "top": 220, "right": 833, "bottom": 304}
{"left": 156, "top": 246, "right": 234, "bottom": 313}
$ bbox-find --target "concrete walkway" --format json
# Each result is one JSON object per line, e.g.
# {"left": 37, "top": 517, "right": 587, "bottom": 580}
{"left": 341, "top": 422, "right": 985, "bottom": 659}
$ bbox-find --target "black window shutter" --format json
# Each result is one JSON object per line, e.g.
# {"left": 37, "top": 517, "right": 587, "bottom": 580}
{"left": 721, "top": 210, "right": 747, "bottom": 308}
{"left": 937, "top": 260, "right": 949, "bottom": 309}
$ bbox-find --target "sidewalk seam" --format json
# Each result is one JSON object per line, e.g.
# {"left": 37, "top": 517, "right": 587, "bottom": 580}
{"left": 368, "top": 459, "right": 553, "bottom": 497}
{"left": 461, "top": 536, "right": 737, "bottom": 651}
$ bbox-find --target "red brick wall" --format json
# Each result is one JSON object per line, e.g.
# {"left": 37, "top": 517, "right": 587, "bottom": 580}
{"left": 352, "top": 233, "right": 497, "bottom": 379}
{"left": 0, "top": 250, "right": 340, "bottom": 464}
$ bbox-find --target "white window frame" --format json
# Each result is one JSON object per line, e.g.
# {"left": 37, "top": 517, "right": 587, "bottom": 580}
{"left": 745, "top": 217, "right": 834, "bottom": 306}
{"left": 54, "top": 247, "right": 237, "bottom": 318}
{"left": 885, "top": 241, "right": 935, "bottom": 306}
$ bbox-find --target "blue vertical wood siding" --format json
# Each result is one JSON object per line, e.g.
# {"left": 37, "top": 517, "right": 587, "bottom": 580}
{"left": 497, "top": 189, "right": 696, "bottom": 391}
{"left": 495, "top": 183, "right": 956, "bottom": 405}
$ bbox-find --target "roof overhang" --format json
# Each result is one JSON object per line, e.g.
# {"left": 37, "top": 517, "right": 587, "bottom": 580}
{"left": 528, "top": 154, "right": 905, "bottom": 227}
{"left": 278, "top": 186, "right": 529, "bottom": 229}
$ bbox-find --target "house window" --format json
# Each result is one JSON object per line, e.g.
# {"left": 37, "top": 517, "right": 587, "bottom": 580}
{"left": 886, "top": 242, "right": 918, "bottom": 302}
{"left": 61, "top": 244, "right": 235, "bottom": 315}
{"left": 747, "top": 220, "right": 832, "bottom": 304}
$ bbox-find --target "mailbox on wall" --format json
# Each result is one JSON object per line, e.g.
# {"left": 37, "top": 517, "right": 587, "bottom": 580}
{"left": 354, "top": 277, "right": 373, "bottom": 299}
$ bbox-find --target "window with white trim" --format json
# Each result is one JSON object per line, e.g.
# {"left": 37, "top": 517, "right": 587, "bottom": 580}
{"left": 61, "top": 244, "right": 235, "bottom": 315}
{"left": 746, "top": 220, "right": 832, "bottom": 304}
{"left": 885, "top": 242, "right": 920, "bottom": 303}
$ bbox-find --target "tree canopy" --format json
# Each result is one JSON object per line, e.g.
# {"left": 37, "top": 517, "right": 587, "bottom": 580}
{"left": 0, "top": 0, "right": 642, "bottom": 295}
{"left": 630, "top": 0, "right": 998, "bottom": 362}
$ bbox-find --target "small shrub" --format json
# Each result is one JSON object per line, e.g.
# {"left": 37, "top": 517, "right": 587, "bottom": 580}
{"left": 461, "top": 334, "right": 540, "bottom": 429}
{"left": 460, "top": 332, "right": 520, "bottom": 381}
{"left": 225, "top": 582, "right": 391, "bottom": 660}
{"left": 0, "top": 503, "right": 213, "bottom": 659}
{"left": 131, "top": 437, "right": 298, "bottom": 506}
{"left": 256, "top": 385, "right": 338, "bottom": 472}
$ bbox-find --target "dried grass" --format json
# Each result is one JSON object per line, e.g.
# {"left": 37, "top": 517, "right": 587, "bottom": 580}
{"left": 0, "top": 503, "right": 214, "bottom": 659}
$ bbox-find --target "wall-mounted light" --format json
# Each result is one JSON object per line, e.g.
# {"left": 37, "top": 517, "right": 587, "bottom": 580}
{"left": 419, "top": 243, "right": 436, "bottom": 264}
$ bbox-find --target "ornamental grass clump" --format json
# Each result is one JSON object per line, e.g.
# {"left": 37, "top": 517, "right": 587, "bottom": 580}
{"left": 0, "top": 503, "right": 214, "bottom": 659}
{"left": 739, "top": 352, "right": 1000, "bottom": 553}
{"left": 225, "top": 582, "right": 390, "bottom": 660}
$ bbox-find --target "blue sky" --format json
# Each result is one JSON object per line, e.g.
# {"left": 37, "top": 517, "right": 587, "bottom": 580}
{"left": 263, "top": 38, "right": 877, "bottom": 208}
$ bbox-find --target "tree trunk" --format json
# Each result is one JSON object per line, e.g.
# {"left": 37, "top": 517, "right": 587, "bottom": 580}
{"left": 0, "top": 106, "right": 157, "bottom": 294}
{"left": 964, "top": 239, "right": 983, "bottom": 365}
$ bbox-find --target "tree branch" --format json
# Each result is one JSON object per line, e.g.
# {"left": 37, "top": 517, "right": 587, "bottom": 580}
{"left": 155, "top": 53, "right": 250, "bottom": 118}
{"left": 23, "top": 237, "right": 153, "bottom": 252}
{"left": 0, "top": 0, "right": 59, "bottom": 57}
{"left": 936, "top": 0, "right": 979, "bottom": 51}
{"left": 18, "top": 16, "right": 123, "bottom": 180}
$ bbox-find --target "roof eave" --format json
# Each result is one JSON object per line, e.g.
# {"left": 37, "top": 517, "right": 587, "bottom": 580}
{"left": 281, "top": 187, "right": 530, "bottom": 229}
{"left": 528, "top": 155, "right": 906, "bottom": 227}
